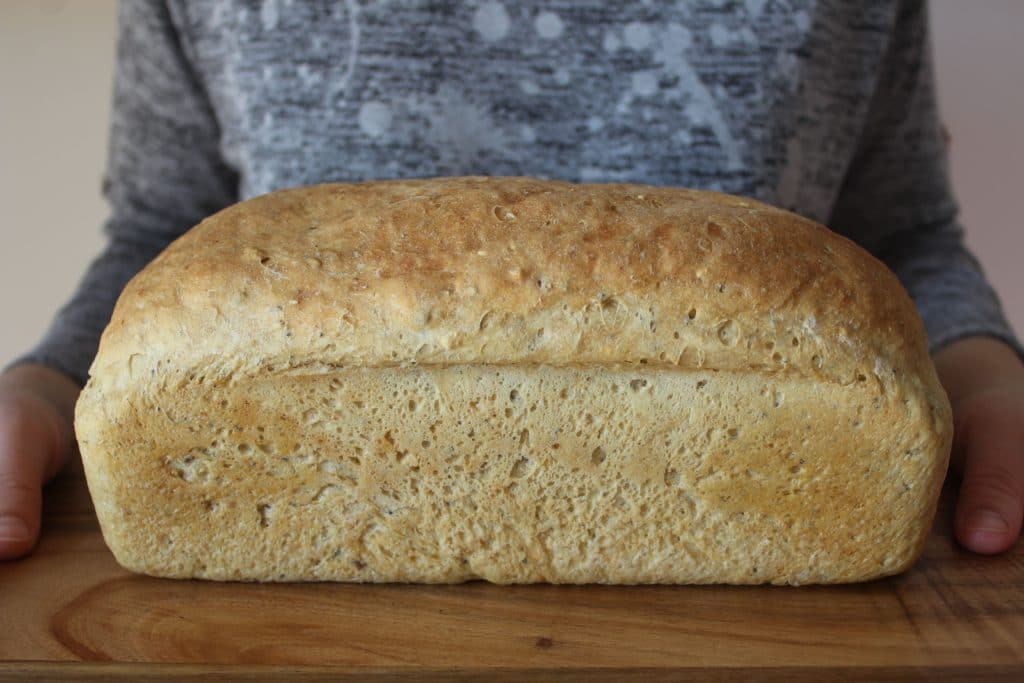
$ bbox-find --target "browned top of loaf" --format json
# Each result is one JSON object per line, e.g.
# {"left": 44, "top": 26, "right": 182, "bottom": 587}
{"left": 88, "top": 176, "right": 935, "bottom": 394}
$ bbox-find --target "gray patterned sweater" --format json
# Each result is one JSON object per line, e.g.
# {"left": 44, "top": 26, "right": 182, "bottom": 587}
{"left": 12, "top": 0, "right": 1021, "bottom": 386}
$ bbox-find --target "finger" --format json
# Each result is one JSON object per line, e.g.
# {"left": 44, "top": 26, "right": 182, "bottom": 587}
{"left": 0, "top": 399, "right": 55, "bottom": 560}
{"left": 954, "top": 414, "right": 1024, "bottom": 554}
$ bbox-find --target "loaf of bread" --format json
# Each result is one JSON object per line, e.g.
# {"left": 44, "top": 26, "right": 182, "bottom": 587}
{"left": 75, "top": 176, "right": 952, "bottom": 585}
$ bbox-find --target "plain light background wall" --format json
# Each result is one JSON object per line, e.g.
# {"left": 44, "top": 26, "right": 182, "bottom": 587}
{"left": 1, "top": 0, "right": 1021, "bottom": 371}
{"left": 930, "top": 0, "right": 1024, "bottom": 344}
{"left": 1, "top": 1, "right": 115, "bottom": 369}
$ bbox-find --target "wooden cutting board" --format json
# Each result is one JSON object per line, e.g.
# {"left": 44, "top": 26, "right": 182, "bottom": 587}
{"left": 1, "top": 456, "right": 1022, "bottom": 682}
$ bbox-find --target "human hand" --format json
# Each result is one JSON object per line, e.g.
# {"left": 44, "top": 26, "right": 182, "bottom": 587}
{"left": 0, "top": 363, "right": 80, "bottom": 559}
{"left": 932, "top": 336, "right": 1024, "bottom": 554}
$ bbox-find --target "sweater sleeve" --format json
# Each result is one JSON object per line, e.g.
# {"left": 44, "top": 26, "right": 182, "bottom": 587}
{"left": 5, "top": 0, "right": 238, "bottom": 386}
{"left": 828, "top": 0, "right": 1022, "bottom": 360}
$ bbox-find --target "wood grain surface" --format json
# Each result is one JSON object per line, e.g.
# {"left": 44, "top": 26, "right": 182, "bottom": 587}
{"left": 1, "top": 457, "right": 1022, "bottom": 682}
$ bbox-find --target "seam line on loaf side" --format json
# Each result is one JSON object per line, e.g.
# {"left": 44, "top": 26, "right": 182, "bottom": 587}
{"left": 150, "top": 358, "right": 888, "bottom": 392}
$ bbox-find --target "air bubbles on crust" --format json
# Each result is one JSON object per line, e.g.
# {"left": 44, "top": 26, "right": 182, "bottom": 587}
{"left": 258, "top": 503, "right": 272, "bottom": 528}
{"left": 717, "top": 320, "right": 739, "bottom": 346}
{"left": 318, "top": 460, "right": 341, "bottom": 475}
{"left": 479, "top": 310, "right": 494, "bottom": 330}
{"left": 510, "top": 457, "right": 531, "bottom": 479}
{"left": 493, "top": 205, "right": 516, "bottom": 221}
{"left": 676, "top": 346, "right": 705, "bottom": 368}
{"left": 127, "top": 353, "right": 144, "bottom": 380}
{"left": 313, "top": 485, "right": 341, "bottom": 502}
{"left": 166, "top": 451, "right": 212, "bottom": 483}
{"left": 242, "top": 246, "right": 272, "bottom": 267}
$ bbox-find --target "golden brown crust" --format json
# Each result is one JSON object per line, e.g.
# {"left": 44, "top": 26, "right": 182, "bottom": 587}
{"left": 75, "top": 177, "right": 953, "bottom": 584}
{"left": 88, "top": 177, "right": 934, "bottom": 390}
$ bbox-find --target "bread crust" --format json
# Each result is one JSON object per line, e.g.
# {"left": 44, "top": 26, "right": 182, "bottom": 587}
{"left": 75, "top": 177, "right": 952, "bottom": 584}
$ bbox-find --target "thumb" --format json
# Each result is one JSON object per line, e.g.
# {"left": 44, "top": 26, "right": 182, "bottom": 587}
{"left": 0, "top": 393, "right": 68, "bottom": 559}
{"left": 953, "top": 407, "right": 1024, "bottom": 554}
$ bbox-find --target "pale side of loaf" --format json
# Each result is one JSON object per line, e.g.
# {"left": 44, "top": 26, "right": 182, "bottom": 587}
{"left": 75, "top": 177, "right": 952, "bottom": 585}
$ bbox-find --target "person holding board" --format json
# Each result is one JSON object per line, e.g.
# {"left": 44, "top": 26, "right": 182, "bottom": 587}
{"left": 1, "top": 1, "right": 1021, "bottom": 563}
